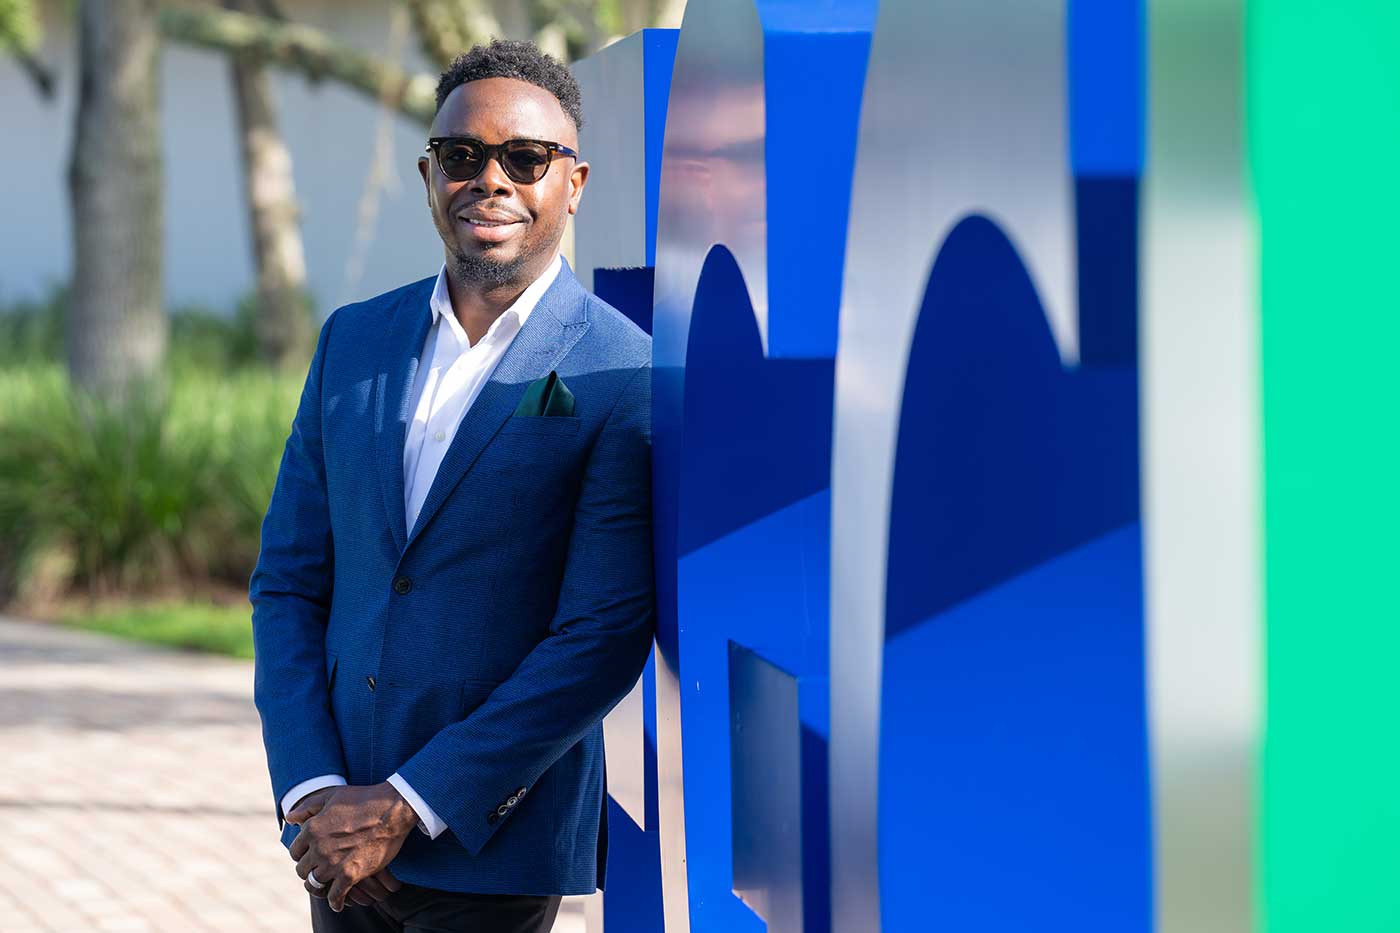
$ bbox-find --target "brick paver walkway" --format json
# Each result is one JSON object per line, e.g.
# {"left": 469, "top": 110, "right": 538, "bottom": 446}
{"left": 0, "top": 617, "right": 588, "bottom": 932}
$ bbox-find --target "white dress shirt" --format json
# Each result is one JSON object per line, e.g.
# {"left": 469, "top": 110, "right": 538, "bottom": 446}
{"left": 283, "top": 254, "right": 563, "bottom": 839}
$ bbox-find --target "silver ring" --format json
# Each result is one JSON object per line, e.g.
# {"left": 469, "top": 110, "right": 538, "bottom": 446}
{"left": 307, "top": 868, "right": 325, "bottom": 890}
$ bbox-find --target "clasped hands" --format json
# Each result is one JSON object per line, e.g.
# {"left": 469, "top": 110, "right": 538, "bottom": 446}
{"left": 286, "top": 783, "right": 420, "bottom": 913}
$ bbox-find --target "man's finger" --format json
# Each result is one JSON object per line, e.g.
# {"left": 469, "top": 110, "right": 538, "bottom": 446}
{"left": 328, "top": 876, "right": 352, "bottom": 913}
{"left": 375, "top": 868, "right": 403, "bottom": 893}
{"left": 289, "top": 829, "right": 310, "bottom": 861}
{"left": 304, "top": 880, "right": 328, "bottom": 900}
{"left": 346, "top": 886, "right": 376, "bottom": 908}
{"left": 295, "top": 848, "right": 320, "bottom": 883}
{"left": 353, "top": 875, "right": 391, "bottom": 903}
{"left": 286, "top": 798, "right": 326, "bottom": 825}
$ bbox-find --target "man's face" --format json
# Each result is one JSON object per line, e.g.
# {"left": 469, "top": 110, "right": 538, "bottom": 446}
{"left": 418, "top": 77, "right": 588, "bottom": 288}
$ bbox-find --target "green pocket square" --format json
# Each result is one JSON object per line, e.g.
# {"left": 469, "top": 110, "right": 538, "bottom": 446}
{"left": 514, "top": 371, "right": 576, "bottom": 417}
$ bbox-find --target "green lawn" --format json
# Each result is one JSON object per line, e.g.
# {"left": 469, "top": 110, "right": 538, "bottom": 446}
{"left": 62, "top": 600, "right": 255, "bottom": 659}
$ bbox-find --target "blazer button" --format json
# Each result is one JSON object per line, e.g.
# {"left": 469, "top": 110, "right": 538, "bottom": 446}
{"left": 507, "top": 796, "right": 518, "bottom": 807}
{"left": 487, "top": 811, "right": 498, "bottom": 825}
{"left": 366, "top": 676, "right": 376, "bottom": 691}
{"left": 497, "top": 804, "right": 509, "bottom": 816}
{"left": 516, "top": 786, "right": 527, "bottom": 797}
{"left": 392, "top": 576, "right": 412, "bottom": 595}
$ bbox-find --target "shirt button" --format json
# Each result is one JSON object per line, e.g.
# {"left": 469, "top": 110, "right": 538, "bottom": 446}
{"left": 392, "top": 576, "right": 412, "bottom": 595}
{"left": 366, "top": 676, "right": 376, "bottom": 691}
{"left": 433, "top": 430, "right": 446, "bottom": 442}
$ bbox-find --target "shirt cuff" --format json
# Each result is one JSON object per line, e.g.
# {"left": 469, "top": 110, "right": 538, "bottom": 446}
{"left": 281, "top": 774, "right": 347, "bottom": 821}
{"left": 387, "top": 772, "right": 447, "bottom": 839}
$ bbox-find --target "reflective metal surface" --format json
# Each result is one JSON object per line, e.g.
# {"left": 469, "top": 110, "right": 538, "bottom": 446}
{"left": 1141, "top": 1, "right": 1259, "bottom": 930}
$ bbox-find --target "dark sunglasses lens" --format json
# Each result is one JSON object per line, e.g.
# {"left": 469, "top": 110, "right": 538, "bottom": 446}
{"left": 438, "top": 141, "right": 484, "bottom": 181}
{"left": 502, "top": 142, "right": 551, "bottom": 183}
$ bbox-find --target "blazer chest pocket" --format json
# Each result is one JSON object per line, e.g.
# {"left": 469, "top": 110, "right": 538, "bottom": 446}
{"left": 498, "top": 415, "right": 581, "bottom": 437}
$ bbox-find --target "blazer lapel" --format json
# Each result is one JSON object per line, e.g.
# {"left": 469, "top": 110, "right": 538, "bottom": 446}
{"left": 373, "top": 278, "right": 436, "bottom": 556}
{"left": 403, "top": 260, "right": 591, "bottom": 552}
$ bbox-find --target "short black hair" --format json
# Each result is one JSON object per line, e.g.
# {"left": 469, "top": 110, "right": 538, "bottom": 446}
{"left": 434, "top": 39, "right": 584, "bottom": 131}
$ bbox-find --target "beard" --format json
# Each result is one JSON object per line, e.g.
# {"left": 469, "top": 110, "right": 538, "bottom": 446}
{"left": 451, "top": 246, "right": 528, "bottom": 289}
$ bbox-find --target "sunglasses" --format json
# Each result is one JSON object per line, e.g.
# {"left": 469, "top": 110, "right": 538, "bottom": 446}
{"left": 425, "top": 136, "right": 579, "bottom": 185}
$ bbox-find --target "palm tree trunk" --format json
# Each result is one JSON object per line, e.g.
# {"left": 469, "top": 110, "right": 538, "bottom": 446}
{"left": 226, "top": 0, "right": 311, "bottom": 368}
{"left": 67, "top": 0, "right": 167, "bottom": 402}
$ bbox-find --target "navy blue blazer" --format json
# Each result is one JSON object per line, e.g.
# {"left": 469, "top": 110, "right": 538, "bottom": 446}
{"left": 249, "top": 260, "right": 654, "bottom": 896}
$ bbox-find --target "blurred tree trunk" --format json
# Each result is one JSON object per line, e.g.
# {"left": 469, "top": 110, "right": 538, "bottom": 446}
{"left": 225, "top": 0, "right": 312, "bottom": 368}
{"left": 67, "top": 0, "right": 167, "bottom": 402}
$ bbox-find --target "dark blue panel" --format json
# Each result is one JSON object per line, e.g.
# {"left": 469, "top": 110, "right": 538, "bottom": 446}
{"left": 764, "top": 30, "right": 872, "bottom": 359}
{"left": 1069, "top": 0, "right": 1145, "bottom": 175}
{"left": 679, "top": 246, "right": 834, "bottom": 556}
{"left": 643, "top": 29, "right": 680, "bottom": 267}
{"left": 880, "top": 526, "right": 1152, "bottom": 931}
{"left": 594, "top": 266, "right": 656, "bottom": 336}
{"left": 1076, "top": 176, "right": 1139, "bottom": 366}
{"left": 602, "top": 796, "right": 665, "bottom": 932}
{"left": 883, "top": 216, "right": 1139, "bottom": 641}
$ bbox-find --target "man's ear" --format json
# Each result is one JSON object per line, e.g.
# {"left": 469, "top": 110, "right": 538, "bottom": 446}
{"left": 567, "top": 161, "right": 590, "bottom": 216}
{"left": 418, "top": 156, "right": 431, "bottom": 201}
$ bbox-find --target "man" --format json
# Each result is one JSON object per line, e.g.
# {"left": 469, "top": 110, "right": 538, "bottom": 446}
{"left": 249, "top": 39, "right": 654, "bottom": 932}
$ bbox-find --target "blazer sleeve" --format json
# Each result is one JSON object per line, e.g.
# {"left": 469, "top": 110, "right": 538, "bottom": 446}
{"left": 394, "top": 361, "right": 656, "bottom": 855}
{"left": 248, "top": 310, "right": 350, "bottom": 828}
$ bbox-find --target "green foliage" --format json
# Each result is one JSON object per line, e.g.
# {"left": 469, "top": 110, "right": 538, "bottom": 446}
{"left": 0, "top": 0, "right": 42, "bottom": 56}
{"left": 62, "top": 600, "right": 255, "bottom": 659}
{"left": 0, "top": 283, "right": 67, "bottom": 365}
{"left": 0, "top": 363, "right": 301, "bottom": 599}
{"left": 168, "top": 298, "right": 262, "bottom": 371}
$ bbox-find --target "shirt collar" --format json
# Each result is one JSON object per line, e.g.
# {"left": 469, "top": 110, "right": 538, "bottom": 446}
{"left": 428, "top": 252, "right": 563, "bottom": 348}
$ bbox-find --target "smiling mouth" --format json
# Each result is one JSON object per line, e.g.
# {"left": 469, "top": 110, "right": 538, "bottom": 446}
{"left": 465, "top": 218, "right": 517, "bottom": 227}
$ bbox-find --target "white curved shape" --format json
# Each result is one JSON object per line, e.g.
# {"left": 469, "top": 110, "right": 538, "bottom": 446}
{"left": 829, "top": 2, "right": 1074, "bottom": 930}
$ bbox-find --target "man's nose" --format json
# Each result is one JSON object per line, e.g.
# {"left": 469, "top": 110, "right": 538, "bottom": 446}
{"left": 469, "top": 155, "right": 515, "bottom": 196}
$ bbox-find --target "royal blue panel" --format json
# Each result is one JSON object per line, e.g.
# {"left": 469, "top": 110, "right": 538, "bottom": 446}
{"left": 594, "top": 266, "right": 656, "bottom": 336}
{"left": 1068, "top": 0, "right": 1145, "bottom": 175}
{"left": 679, "top": 247, "right": 834, "bottom": 556}
{"left": 880, "top": 526, "right": 1152, "bottom": 931}
{"left": 764, "top": 29, "right": 872, "bottom": 359}
{"left": 883, "top": 216, "right": 1139, "bottom": 641}
{"left": 643, "top": 29, "right": 680, "bottom": 266}
{"left": 677, "top": 488, "right": 831, "bottom": 933}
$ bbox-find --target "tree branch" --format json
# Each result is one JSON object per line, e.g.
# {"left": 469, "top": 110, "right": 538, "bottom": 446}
{"left": 158, "top": 5, "right": 437, "bottom": 125}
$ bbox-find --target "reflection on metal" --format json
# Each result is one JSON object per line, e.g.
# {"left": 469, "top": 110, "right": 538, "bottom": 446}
{"left": 653, "top": 0, "right": 767, "bottom": 367}
{"left": 830, "top": 1, "right": 1075, "bottom": 930}
{"left": 1141, "top": 1, "right": 1259, "bottom": 930}
{"left": 573, "top": 31, "right": 649, "bottom": 295}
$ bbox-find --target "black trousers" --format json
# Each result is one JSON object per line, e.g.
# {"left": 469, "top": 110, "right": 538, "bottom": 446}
{"left": 309, "top": 884, "right": 562, "bottom": 933}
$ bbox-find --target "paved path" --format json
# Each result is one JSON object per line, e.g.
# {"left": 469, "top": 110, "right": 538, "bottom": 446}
{"left": 0, "top": 617, "right": 589, "bottom": 932}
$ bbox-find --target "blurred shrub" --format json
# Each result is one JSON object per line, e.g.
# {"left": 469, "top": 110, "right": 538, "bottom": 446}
{"left": 0, "top": 286, "right": 269, "bottom": 370}
{"left": 0, "top": 283, "right": 67, "bottom": 365}
{"left": 0, "top": 362, "right": 300, "bottom": 600}
{"left": 169, "top": 299, "right": 262, "bottom": 371}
